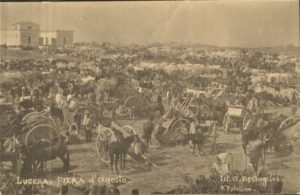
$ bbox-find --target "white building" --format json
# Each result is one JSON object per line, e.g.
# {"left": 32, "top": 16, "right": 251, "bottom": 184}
{"left": 0, "top": 21, "right": 40, "bottom": 47}
{"left": 0, "top": 21, "right": 73, "bottom": 47}
{"left": 40, "top": 30, "right": 73, "bottom": 47}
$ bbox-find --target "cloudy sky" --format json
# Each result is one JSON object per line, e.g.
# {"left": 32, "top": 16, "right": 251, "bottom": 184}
{"left": 0, "top": 1, "right": 299, "bottom": 47}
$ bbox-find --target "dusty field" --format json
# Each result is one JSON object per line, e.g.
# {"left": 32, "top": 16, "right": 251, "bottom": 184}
{"left": 39, "top": 106, "right": 300, "bottom": 194}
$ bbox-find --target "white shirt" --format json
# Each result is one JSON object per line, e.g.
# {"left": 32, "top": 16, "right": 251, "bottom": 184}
{"left": 189, "top": 122, "right": 196, "bottom": 134}
{"left": 56, "top": 93, "right": 63, "bottom": 101}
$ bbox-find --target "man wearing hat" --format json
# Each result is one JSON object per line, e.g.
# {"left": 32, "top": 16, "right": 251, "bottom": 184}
{"left": 82, "top": 110, "right": 93, "bottom": 143}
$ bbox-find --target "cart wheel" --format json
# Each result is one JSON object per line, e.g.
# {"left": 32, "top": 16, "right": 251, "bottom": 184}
{"left": 25, "top": 125, "right": 61, "bottom": 148}
{"left": 96, "top": 126, "right": 115, "bottom": 164}
{"left": 166, "top": 118, "right": 191, "bottom": 143}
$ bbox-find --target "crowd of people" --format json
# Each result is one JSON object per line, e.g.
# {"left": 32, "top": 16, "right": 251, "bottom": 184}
{"left": 0, "top": 44, "right": 299, "bottom": 153}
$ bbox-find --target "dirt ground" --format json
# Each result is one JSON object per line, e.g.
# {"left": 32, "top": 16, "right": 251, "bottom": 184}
{"left": 40, "top": 106, "right": 300, "bottom": 194}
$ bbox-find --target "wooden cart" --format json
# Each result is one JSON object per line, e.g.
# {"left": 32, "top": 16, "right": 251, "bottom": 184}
{"left": 223, "top": 105, "right": 250, "bottom": 133}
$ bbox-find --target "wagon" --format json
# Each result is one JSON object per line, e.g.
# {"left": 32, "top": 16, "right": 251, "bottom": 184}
{"left": 223, "top": 105, "right": 250, "bottom": 133}
{"left": 159, "top": 116, "right": 217, "bottom": 149}
{"left": 0, "top": 104, "right": 61, "bottom": 175}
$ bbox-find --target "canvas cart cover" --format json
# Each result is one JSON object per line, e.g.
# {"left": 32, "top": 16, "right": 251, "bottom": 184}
{"left": 227, "top": 106, "right": 244, "bottom": 117}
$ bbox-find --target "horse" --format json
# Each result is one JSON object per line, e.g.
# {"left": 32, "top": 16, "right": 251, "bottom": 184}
{"left": 0, "top": 137, "right": 22, "bottom": 175}
{"left": 108, "top": 135, "right": 137, "bottom": 174}
{"left": 246, "top": 139, "right": 267, "bottom": 173}
{"left": 241, "top": 117, "right": 270, "bottom": 173}
{"left": 22, "top": 139, "right": 70, "bottom": 177}
{"left": 181, "top": 125, "right": 204, "bottom": 155}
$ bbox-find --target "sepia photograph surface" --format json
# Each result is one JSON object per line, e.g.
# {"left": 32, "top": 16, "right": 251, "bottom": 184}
{"left": 0, "top": 1, "right": 299, "bottom": 194}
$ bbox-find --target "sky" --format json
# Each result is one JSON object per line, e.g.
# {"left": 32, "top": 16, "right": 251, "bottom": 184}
{"left": 0, "top": 1, "right": 299, "bottom": 47}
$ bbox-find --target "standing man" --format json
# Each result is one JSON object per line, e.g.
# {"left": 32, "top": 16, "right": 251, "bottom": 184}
{"left": 55, "top": 88, "right": 64, "bottom": 108}
{"left": 189, "top": 119, "right": 197, "bottom": 153}
{"left": 156, "top": 92, "right": 165, "bottom": 116}
{"left": 224, "top": 115, "right": 231, "bottom": 134}
{"left": 142, "top": 115, "right": 155, "bottom": 150}
{"left": 157, "top": 92, "right": 162, "bottom": 105}
{"left": 82, "top": 110, "right": 93, "bottom": 143}
{"left": 211, "top": 121, "right": 217, "bottom": 152}
{"left": 32, "top": 93, "right": 44, "bottom": 112}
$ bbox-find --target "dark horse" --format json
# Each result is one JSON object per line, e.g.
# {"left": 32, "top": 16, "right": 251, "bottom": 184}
{"left": 108, "top": 133, "right": 137, "bottom": 174}
{"left": 181, "top": 125, "right": 204, "bottom": 155}
{"left": 22, "top": 139, "right": 70, "bottom": 177}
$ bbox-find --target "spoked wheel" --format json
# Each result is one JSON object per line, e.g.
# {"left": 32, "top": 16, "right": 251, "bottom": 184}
{"left": 96, "top": 125, "right": 115, "bottom": 164}
{"left": 24, "top": 125, "right": 61, "bottom": 148}
{"left": 165, "top": 118, "right": 191, "bottom": 144}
